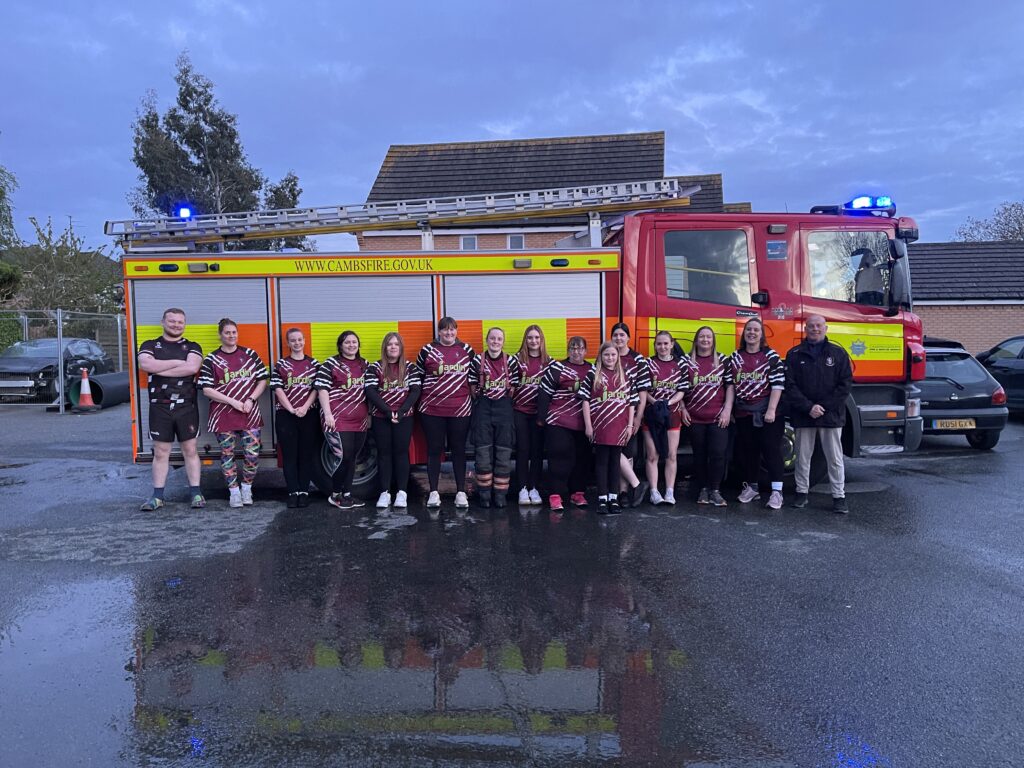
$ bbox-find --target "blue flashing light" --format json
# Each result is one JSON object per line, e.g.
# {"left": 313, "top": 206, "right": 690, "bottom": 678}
{"left": 177, "top": 206, "right": 192, "bottom": 219}
{"left": 850, "top": 196, "right": 874, "bottom": 209}
{"left": 842, "top": 195, "right": 896, "bottom": 217}
{"left": 875, "top": 195, "right": 893, "bottom": 208}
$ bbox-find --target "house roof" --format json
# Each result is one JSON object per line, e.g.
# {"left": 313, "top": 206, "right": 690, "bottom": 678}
{"left": 367, "top": 132, "right": 666, "bottom": 202}
{"left": 908, "top": 240, "right": 1024, "bottom": 301}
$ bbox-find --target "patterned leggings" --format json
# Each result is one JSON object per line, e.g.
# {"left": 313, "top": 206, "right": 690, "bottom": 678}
{"left": 216, "top": 430, "right": 261, "bottom": 488}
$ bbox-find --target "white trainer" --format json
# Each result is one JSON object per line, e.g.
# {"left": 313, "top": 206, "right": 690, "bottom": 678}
{"left": 427, "top": 491, "right": 441, "bottom": 508}
{"left": 518, "top": 487, "right": 531, "bottom": 505}
{"left": 737, "top": 483, "right": 760, "bottom": 504}
{"left": 767, "top": 490, "right": 784, "bottom": 510}
{"left": 663, "top": 489, "right": 676, "bottom": 505}
{"left": 649, "top": 488, "right": 664, "bottom": 505}
{"left": 240, "top": 483, "right": 254, "bottom": 505}
{"left": 528, "top": 488, "right": 542, "bottom": 505}
{"left": 454, "top": 491, "right": 469, "bottom": 509}
{"left": 376, "top": 491, "right": 391, "bottom": 509}
{"left": 394, "top": 490, "right": 408, "bottom": 509}
{"left": 229, "top": 487, "right": 243, "bottom": 508}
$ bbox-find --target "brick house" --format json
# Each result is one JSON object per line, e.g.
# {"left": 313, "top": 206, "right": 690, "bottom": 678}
{"left": 908, "top": 241, "right": 1024, "bottom": 352}
{"left": 356, "top": 131, "right": 746, "bottom": 252}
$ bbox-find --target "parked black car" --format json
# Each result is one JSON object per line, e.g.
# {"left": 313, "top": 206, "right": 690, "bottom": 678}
{"left": 976, "top": 335, "right": 1024, "bottom": 413}
{"left": 919, "top": 338, "right": 1008, "bottom": 449}
{"left": 0, "top": 338, "right": 115, "bottom": 402}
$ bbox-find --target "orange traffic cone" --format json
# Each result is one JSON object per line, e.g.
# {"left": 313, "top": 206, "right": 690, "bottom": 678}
{"left": 73, "top": 368, "right": 100, "bottom": 412}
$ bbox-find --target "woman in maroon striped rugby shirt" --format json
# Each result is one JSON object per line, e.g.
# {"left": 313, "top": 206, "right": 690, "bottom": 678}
{"left": 729, "top": 317, "right": 786, "bottom": 510}
{"left": 198, "top": 318, "right": 269, "bottom": 508}
{"left": 580, "top": 341, "right": 639, "bottom": 514}
{"left": 610, "top": 322, "right": 651, "bottom": 506}
{"left": 315, "top": 330, "right": 370, "bottom": 510}
{"left": 364, "top": 332, "right": 422, "bottom": 510}
{"left": 471, "top": 327, "right": 522, "bottom": 508}
{"left": 415, "top": 317, "right": 477, "bottom": 510}
{"left": 513, "top": 324, "right": 550, "bottom": 506}
{"left": 642, "top": 330, "right": 689, "bottom": 506}
{"left": 681, "top": 326, "right": 734, "bottom": 507}
{"left": 536, "top": 336, "right": 592, "bottom": 513}
{"left": 269, "top": 327, "right": 319, "bottom": 508}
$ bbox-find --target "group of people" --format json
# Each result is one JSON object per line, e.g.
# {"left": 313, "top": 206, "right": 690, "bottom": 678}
{"left": 138, "top": 308, "right": 853, "bottom": 516}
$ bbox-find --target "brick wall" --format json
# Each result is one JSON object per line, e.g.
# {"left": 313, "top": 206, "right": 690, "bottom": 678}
{"left": 915, "top": 304, "right": 1024, "bottom": 352}
{"left": 357, "top": 231, "right": 573, "bottom": 251}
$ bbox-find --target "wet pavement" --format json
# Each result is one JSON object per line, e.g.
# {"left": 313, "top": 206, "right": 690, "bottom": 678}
{"left": 1, "top": 405, "right": 1022, "bottom": 767}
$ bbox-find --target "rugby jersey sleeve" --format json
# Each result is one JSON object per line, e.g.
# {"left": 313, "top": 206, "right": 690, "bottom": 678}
{"left": 197, "top": 354, "right": 216, "bottom": 388}
{"left": 768, "top": 349, "right": 785, "bottom": 390}
{"left": 247, "top": 348, "right": 269, "bottom": 380}
{"left": 508, "top": 355, "right": 523, "bottom": 388}
{"left": 313, "top": 358, "right": 334, "bottom": 390}
{"left": 577, "top": 366, "right": 596, "bottom": 400}
{"left": 269, "top": 360, "right": 285, "bottom": 390}
{"left": 465, "top": 343, "right": 479, "bottom": 386}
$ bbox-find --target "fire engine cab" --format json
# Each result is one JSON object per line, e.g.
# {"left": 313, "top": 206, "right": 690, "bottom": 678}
{"left": 108, "top": 180, "right": 924, "bottom": 492}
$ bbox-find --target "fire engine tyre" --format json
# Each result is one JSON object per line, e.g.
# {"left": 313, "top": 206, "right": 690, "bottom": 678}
{"left": 754, "top": 422, "right": 828, "bottom": 490}
{"left": 966, "top": 429, "right": 1000, "bottom": 450}
{"left": 309, "top": 431, "right": 379, "bottom": 499}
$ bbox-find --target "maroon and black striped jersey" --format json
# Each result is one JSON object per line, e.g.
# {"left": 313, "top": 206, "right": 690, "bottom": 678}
{"left": 579, "top": 366, "right": 639, "bottom": 446}
{"left": 539, "top": 358, "right": 591, "bottom": 431}
{"left": 620, "top": 348, "right": 652, "bottom": 392}
{"left": 416, "top": 341, "right": 477, "bottom": 418}
{"left": 472, "top": 352, "right": 522, "bottom": 401}
{"left": 683, "top": 353, "right": 734, "bottom": 424}
{"left": 729, "top": 348, "right": 785, "bottom": 404}
{"left": 364, "top": 360, "right": 422, "bottom": 417}
{"left": 197, "top": 346, "right": 269, "bottom": 432}
{"left": 513, "top": 354, "right": 548, "bottom": 415}
{"left": 138, "top": 336, "right": 203, "bottom": 408}
{"left": 269, "top": 355, "right": 319, "bottom": 412}
{"left": 647, "top": 355, "right": 690, "bottom": 404}
{"left": 314, "top": 355, "right": 370, "bottom": 431}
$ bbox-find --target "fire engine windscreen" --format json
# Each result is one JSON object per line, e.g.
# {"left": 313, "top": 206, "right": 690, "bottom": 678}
{"left": 807, "top": 230, "right": 907, "bottom": 309}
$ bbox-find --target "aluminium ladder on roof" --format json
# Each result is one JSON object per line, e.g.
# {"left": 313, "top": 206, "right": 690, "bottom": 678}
{"left": 105, "top": 178, "right": 697, "bottom": 249}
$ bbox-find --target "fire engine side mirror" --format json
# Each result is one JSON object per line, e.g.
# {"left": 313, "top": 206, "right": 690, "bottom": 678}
{"left": 751, "top": 291, "right": 770, "bottom": 306}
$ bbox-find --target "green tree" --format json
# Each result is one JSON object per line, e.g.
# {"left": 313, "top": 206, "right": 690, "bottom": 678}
{"left": 4, "top": 218, "right": 121, "bottom": 312}
{"left": 0, "top": 162, "right": 18, "bottom": 249}
{"left": 0, "top": 260, "right": 21, "bottom": 303}
{"left": 130, "top": 53, "right": 311, "bottom": 251}
{"left": 955, "top": 201, "right": 1024, "bottom": 241}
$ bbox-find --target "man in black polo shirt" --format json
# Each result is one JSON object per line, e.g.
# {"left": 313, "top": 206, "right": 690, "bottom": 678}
{"left": 137, "top": 307, "right": 204, "bottom": 511}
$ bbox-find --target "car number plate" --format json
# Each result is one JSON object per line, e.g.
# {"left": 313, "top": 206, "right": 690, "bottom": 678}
{"left": 932, "top": 418, "right": 975, "bottom": 429}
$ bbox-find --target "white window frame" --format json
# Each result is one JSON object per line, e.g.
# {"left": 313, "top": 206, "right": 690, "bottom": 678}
{"left": 460, "top": 235, "right": 478, "bottom": 251}
{"left": 507, "top": 233, "right": 525, "bottom": 250}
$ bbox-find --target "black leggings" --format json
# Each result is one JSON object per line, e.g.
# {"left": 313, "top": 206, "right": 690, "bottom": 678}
{"left": 329, "top": 430, "right": 367, "bottom": 494}
{"left": 420, "top": 413, "right": 471, "bottom": 492}
{"left": 371, "top": 415, "right": 414, "bottom": 494}
{"left": 514, "top": 410, "right": 544, "bottom": 491}
{"left": 545, "top": 425, "right": 589, "bottom": 498}
{"left": 689, "top": 422, "right": 729, "bottom": 492}
{"left": 274, "top": 410, "right": 318, "bottom": 494}
{"left": 594, "top": 444, "right": 623, "bottom": 498}
{"left": 735, "top": 415, "right": 784, "bottom": 487}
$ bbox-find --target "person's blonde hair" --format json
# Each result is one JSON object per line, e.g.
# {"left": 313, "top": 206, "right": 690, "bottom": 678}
{"left": 515, "top": 324, "right": 551, "bottom": 366}
{"left": 593, "top": 341, "right": 626, "bottom": 394}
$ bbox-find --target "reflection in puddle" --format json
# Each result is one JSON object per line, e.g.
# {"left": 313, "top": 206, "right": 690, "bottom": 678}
{"left": 128, "top": 512, "right": 784, "bottom": 765}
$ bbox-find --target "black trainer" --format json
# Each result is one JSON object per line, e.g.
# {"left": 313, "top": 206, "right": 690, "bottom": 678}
{"left": 345, "top": 494, "right": 365, "bottom": 509}
{"left": 832, "top": 496, "right": 849, "bottom": 514}
{"left": 297, "top": 492, "right": 310, "bottom": 508}
{"left": 792, "top": 493, "right": 810, "bottom": 509}
{"left": 608, "top": 498, "right": 623, "bottom": 514}
{"left": 596, "top": 499, "right": 610, "bottom": 515}
{"left": 287, "top": 493, "right": 298, "bottom": 509}
{"left": 630, "top": 480, "right": 649, "bottom": 508}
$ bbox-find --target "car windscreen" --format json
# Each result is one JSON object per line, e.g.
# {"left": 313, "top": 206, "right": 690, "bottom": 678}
{"left": 925, "top": 352, "right": 989, "bottom": 385}
{"left": 0, "top": 340, "right": 65, "bottom": 358}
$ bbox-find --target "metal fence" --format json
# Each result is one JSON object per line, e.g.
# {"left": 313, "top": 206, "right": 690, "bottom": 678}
{"left": 0, "top": 310, "right": 127, "bottom": 410}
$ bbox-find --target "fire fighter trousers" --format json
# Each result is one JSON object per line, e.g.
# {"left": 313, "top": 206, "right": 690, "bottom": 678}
{"left": 473, "top": 396, "right": 514, "bottom": 494}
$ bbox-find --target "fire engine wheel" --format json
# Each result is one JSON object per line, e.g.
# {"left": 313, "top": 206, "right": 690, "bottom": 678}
{"left": 763, "top": 422, "right": 828, "bottom": 490}
{"left": 310, "top": 432, "right": 378, "bottom": 499}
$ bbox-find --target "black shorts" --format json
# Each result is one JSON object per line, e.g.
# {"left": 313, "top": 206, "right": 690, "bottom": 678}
{"left": 149, "top": 403, "right": 200, "bottom": 443}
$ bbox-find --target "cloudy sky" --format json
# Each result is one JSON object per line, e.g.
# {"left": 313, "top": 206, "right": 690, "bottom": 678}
{"left": 2, "top": 1, "right": 1022, "bottom": 250}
